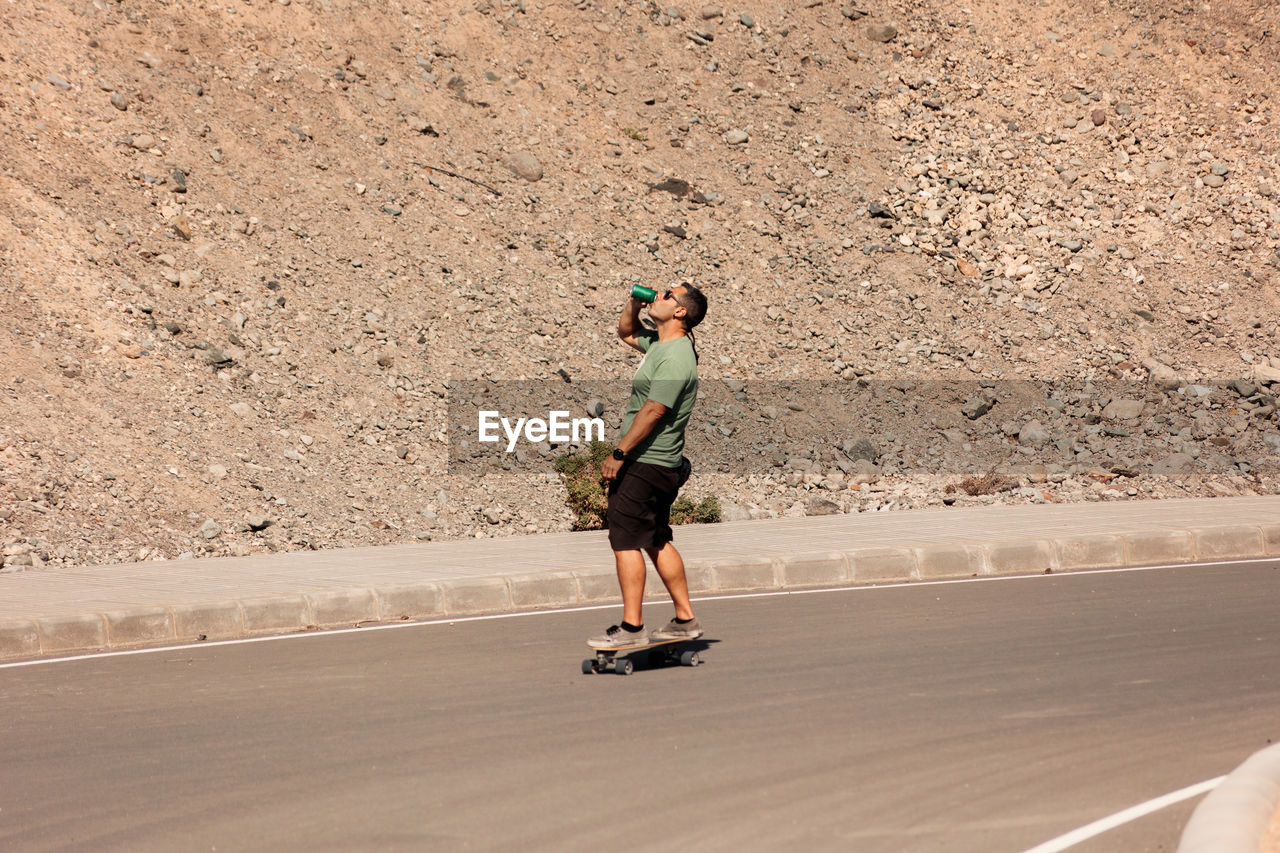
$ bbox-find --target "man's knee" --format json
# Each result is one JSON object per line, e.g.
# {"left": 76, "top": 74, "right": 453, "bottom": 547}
{"left": 646, "top": 542, "right": 677, "bottom": 560}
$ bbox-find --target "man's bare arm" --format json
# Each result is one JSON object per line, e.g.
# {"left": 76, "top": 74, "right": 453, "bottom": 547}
{"left": 616, "top": 400, "right": 667, "bottom": 453}
{"left": 601, "top": 399, "right": 667, "bottom": 480}
{"left": 617, "top": 297, "right": 645, "bottom": 351}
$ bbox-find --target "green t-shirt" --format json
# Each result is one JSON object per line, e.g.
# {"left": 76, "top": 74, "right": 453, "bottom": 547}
{"left": 619, "top": 329, "right": 698, "bottom": 467}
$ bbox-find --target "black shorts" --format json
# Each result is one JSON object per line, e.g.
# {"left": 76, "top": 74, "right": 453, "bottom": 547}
{"left": 606, "top": 459, "right": 689, "bottom": 551}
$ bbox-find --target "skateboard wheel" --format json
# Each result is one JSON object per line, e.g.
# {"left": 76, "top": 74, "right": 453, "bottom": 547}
{"left": 616, "top": 658, "right": 633, "bottom": 676}
{"left": 680, "top": 650, "right": 700, "bottom": 667}
{"left": 582, "top": 659, "right": 595, "bottom": 675}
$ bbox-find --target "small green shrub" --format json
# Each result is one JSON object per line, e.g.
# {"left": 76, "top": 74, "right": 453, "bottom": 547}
{"left": 670, "top": 495, "right": 721, "bottom": 525}
{"left": 554, "top": 441, "right": 613, "bottom": 530}
{"left": 553, "top": 444, "right": 722, "bottom": 530}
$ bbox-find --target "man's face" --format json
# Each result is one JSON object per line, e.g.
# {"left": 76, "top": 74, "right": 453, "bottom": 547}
{"left": 648, "top": 286, "right": 686, "bottom": 323}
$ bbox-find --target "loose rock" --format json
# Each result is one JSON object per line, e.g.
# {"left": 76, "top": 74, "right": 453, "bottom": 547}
{"left": 866, "top": 23, "right": 898, "bottom": 42}
{"left": 1102, "top": 399, "right": 1144, "bottom": 420}
{"left": 1018, "top": 420, "right": 1051, "bottom": 448}
{"left": 1151, "top": 454, "right": 1195, "bottom": 478}
{"left": 503, "top": 151, "right": 543, "bottom": 182}
{"left": 962, "top": 396, "right": 996, "bottom": 420}
{"left": 805, "top": 497, "right": 841, "bottom": 516}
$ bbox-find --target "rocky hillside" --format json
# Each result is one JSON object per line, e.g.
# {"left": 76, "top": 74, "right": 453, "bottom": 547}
{"left": 2, "top": 0, "right": 1279, "bottom": 569}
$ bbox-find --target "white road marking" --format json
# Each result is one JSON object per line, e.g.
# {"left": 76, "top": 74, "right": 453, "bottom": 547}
{"left": 1018, "top": 776, "right": 1225, "bottom": 853}
{"left": 0, "top": 556, "right": 1272, "bottom": 671}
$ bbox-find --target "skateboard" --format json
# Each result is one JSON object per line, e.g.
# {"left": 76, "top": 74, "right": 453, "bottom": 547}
{"left": 582, "top": 637, "right": 703, "bottom": 676}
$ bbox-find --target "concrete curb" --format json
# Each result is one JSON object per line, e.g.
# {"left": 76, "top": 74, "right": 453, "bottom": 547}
{"left": 2, "top": 520, "right": 1279, "bottom": 662}
{"left": 1177, "top": 742, "right": 1280, "bottom": 853}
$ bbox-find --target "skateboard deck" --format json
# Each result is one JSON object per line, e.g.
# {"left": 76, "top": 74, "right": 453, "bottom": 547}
{"left": 582, "top": 636, "right": 703, "bottom": 675}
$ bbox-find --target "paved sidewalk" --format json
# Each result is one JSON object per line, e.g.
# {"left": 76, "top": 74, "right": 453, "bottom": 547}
{"left": 2, "top": 496, "right": 1278, "bottom": 660}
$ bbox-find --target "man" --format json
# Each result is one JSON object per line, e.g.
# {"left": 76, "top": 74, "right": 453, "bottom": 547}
{"left": 588, "top": 283, "right": 708, "bottom": 649}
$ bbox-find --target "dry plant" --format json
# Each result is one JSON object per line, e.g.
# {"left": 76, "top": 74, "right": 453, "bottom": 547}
{"left": 945, "top": 469, "right": 1019, "bottom": 497}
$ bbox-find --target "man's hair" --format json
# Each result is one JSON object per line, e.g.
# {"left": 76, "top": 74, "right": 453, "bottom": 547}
{"left": 676, "top": 284, "right": 707, "bottom": 332}
{"left": 674, "top": 283, "right": 707, "bottom": 364}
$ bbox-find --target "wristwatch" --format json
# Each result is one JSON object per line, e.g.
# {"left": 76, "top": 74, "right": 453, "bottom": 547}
{"left": 611, "top": 448, "right": 626, "bottom": 461}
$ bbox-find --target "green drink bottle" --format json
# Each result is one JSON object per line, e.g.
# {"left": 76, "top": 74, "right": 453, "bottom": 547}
{"left": 630, "top": 284, "right": 657, "bottom": 303}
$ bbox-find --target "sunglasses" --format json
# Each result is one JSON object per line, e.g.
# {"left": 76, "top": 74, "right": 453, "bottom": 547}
{"left": 661, "top": 289, "right": 682, "bottom": 302}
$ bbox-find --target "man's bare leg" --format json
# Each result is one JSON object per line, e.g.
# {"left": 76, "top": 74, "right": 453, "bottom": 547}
{"left": 645, "top": 541, "right": 695, "bottom": 620}
{"left": 614, "top": 548, "right": 647, "bottom": 627}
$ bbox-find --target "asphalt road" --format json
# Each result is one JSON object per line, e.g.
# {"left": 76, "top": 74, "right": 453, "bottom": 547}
{"left": 2, "top": 560, "right": 1278, "bottom": 852}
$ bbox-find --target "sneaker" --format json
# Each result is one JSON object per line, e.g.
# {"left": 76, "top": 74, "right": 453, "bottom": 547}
{"left": 587, "top": 624, "right": 647, "bottom": 649}
{"left": 650, "top": 618, "right": 703, "bottom": 641}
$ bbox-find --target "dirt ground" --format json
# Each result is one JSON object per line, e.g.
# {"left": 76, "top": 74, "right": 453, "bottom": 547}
{"left": 3, "top": 0, "right": 1280, "bottom": 568}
